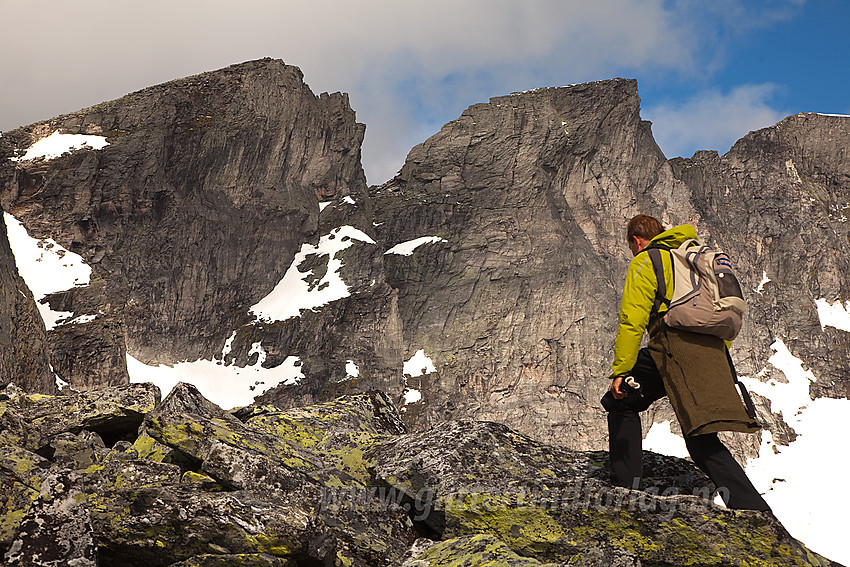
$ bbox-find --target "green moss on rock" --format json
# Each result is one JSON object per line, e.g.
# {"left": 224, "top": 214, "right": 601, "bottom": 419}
{"left": 443, "top": 492, "right": 568, "bottom": 557}
{"left": 412, "top": 534, "right": 547, "bottom": 566}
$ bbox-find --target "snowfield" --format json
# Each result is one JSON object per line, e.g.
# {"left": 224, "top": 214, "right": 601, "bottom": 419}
{"left": 3, "top": 212, "right": 92, "bottom": 330}
{"left": 250, "top": 225, "right": 376, "bottom": 322}
{"left": 9, "top": 130, "right": 109, "bottom": 162}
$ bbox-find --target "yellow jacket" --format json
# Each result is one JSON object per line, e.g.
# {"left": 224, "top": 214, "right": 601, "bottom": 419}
{"left": 610, "top": 224, "right": 697, "bottom": 378}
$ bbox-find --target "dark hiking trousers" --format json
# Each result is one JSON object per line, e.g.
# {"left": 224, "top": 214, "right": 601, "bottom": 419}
{"left": 601, "top": 347, "right": 770, "bottom": 511}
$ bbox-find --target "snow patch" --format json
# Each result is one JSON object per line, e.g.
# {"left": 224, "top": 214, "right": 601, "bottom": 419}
{"left": 343, "top": 196, "right": 356, "bottom": 205}
{"left": 403, "top": 388, "right": 422, "bottom": 405}
{"left": 754, "top": 271, "right": 771, "bottom": 294}
{"left": 4, "top": 212, "right": 92, "bottom": 329}
{"left": 738, "top": 338, "right": 850, "bottom": 564}
{"left": 345, "top": 360, "right": 360, "bottom": 379}
{"left": 10, "top": 130, "right": 109, "bottom": 162}
{"left": 745, "top": 394, "right": 850, "bottom": 565}
{"left": 221, "top": 331, "right": 236, "bottom": 361}
{"left": 250, "top": 226, "right": 376, "bottom": 323}
{"left": 400, "top": 349, "right": 433, "bottom": 410}
{"left": 384, "top": 236, "right": 447, "bottom": 256}
{"left": 643, "top": 420, "right": 689, "bottom": 459}
{"left": 739, "top": 338, "right": 815, "bottom": 421}
{"left": 57, "top": 314, "right": 97, "bottom": 326}
{"left": 127, "top": 347, "right": 305, "bottom": 410}
{"left": 404, "top": 349, "right": 436, "bottom": 377}
{"left": 814, "top": 298, "right": 850, "bottom": 331}
{"left": 53, "top": 365, "right": 70, "bottom": 391}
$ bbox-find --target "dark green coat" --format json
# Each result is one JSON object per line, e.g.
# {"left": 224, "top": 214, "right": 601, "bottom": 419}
{"left": 647, "top": 322, "right": 760, "bottom": 436}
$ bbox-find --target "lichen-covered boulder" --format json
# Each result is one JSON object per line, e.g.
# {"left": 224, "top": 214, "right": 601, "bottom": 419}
{"left": 238, "top": 389, "right": 407, "bottom": 487}
{"left": 369, "top": 420, "right": 836, "bottom": 566}
{"left": 141, "top": 383, "right": 418, "bottom": 565}
{"left": 146, "top": 383, "right": 405, "bottom": 490}
{"left": 0, "top": 445, "right": 46, "bottom": 546}
{"left": 2, "top": 382, "right": 160, "bottom": 450}
{"left": 46, "top": 430, "right": 107, "bottom": 469}
{"left": 3, "top": 473, "right": 96, "bottom": 567}
{"left": 394, "top": 534, "right": 552, "bottom": 566}
{"left": 1, "top": 382, "right": 839, "bottom": 566}
{"left": 392, "top": 534, "right": 642, "bottom": 567}
{"left": 167, "top": 554, "right": 292, "bottom": 566}
{"left": 144, "top": 382, "right": 329, "bottom": 484}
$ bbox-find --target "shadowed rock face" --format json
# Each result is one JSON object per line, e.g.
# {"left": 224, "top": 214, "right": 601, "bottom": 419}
{"left": 0, "top": 211, "right": 52, "bottom": 393}
{"left": 0, "top": 58, "right": 369, "bottom": 381}
{"left": 0, "top": 384, "right": 837, "bottom": 566}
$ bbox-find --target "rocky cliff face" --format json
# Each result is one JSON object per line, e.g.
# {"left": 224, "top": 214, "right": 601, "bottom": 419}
{"left": 2, "top": 59, "right": 849, "bottom": 482}
{"left": 0, "top": 384, "right": 835, "bottom": 566}
{"left": 669, "top": 114, "right": 850, "bottom": 399}
{"left": 0, "top": 58, "right": 370, "bottom": 388}
{"left": 365, "top": 80, "right": 686, "bottom": 450}
{"left": 0, "top": 211, "right": 53, "bottom": 393}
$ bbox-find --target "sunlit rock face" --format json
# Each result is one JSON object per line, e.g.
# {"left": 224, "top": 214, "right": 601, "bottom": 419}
{"left": 366, "top": 79, "right": 685, "bottom": 450}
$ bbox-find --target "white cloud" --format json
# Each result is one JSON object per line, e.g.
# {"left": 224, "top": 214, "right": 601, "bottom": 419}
{"left": 643, "top": 84, "right": 787, "bottom": 158}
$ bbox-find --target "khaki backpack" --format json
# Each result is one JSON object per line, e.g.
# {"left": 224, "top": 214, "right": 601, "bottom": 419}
{"left": 646, "top": 239, "right": 746, "bottom": 341}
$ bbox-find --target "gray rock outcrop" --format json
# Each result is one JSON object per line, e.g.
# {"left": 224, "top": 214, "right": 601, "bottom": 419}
{"left": 0, "top": 210, "right": 53, "bottom": 393}
{"left": 0, "top": 384, "right": 837, "bottom": 566}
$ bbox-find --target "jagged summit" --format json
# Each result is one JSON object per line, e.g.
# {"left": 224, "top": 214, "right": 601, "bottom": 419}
{"left": 1, "top": 57, "right": 368, "bottom": 379}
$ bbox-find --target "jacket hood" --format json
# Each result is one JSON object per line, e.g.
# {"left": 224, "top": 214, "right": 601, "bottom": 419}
{"left": 648, "top": 224, "right": 697, "bottom": 248}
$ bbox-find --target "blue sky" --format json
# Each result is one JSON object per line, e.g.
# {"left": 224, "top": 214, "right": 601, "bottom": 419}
{"left": 1, "top": 0, "right": 848, "bottom": 184}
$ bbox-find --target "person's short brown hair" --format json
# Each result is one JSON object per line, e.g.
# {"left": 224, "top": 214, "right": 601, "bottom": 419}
{"left": 626, "top": 214, "right": 665, "bottom": 242}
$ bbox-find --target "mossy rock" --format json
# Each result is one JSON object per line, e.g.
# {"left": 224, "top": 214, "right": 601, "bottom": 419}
{"left": 0, "top": 445, "right": 46, "bottom": 545}
{"left": 399, "top": 534, "right": 549, "bottom": 566}
{"left": 2, "top": 382, "right": 160, "bottom": 451}
{"left": 167, "top": 553, "right": 292, "bottom": 566}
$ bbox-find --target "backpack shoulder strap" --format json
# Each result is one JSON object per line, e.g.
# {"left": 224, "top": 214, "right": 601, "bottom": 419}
{"left": 645, "top": 245, "right": 670, "bottom": 319}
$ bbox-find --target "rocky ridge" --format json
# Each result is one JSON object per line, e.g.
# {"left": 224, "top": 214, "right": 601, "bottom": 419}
{"left": 0, "top": 384, "right": 836, "bottom": 566}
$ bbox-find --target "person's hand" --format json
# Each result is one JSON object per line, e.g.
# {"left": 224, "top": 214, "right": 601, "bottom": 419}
{"left": 610, "top": 376, "right": 626, "bottom": 399}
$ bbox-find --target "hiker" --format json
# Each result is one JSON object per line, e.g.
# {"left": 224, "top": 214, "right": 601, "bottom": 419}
{"left": 601, "top": 214, "right": 770, "bottom": 511}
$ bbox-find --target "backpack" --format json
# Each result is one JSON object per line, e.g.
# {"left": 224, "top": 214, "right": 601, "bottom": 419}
{"left": 646, "top": 239, "right": 746, "bottom": 341}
